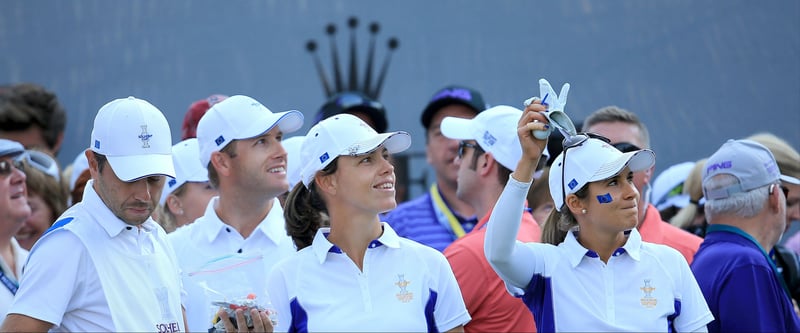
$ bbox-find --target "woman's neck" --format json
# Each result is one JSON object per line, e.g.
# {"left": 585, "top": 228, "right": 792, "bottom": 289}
{"left": 326, "top": 210, "right": 383, "bottom": 271}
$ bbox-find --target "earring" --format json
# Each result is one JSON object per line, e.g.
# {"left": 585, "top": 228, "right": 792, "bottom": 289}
{"left": 581, "top": 209, "right": 587, "bottom": 214}
{"left": 177, "top": 209, "right": 184, "bottom": 216}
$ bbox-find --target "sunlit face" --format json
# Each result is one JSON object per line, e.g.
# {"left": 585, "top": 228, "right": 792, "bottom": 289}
{"left": 228, "top": 127, "right": 289, "bottom": 198}
{"left": 326, "top": 148, "right": 397, "bottom": 215}
{"left": 454, "top": 140, "right": 482, "bottom": 205}
{"left": 0, "top": 156, "right": 30, "bottom": 231}
{"left": 16, "top": 192, "right": 54, "bottom": 250}
{"left": 172, "top": 181, "right": 217, "bottom": 228}
{"left": 91, "top": 155, "right": 165, "bottom": 226}
{"left": 577, "top": 167, "right": 640, "bottom": 235}
{"left": 583, "top": 121, "right": 651, "bottom": 221}
{"left": 426, "top": 105, "right": 478, "bottom": 189}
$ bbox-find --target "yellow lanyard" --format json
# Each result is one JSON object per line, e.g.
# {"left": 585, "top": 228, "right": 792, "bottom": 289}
{"left": 430, "top": 184, "right": 466, "bottom": 239}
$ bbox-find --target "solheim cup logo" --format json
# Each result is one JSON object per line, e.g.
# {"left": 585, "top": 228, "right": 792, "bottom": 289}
{"left": 640, "top": 279, "right": 657, "bottom": 308}
{"left": 139, "top": 125, "right": 153, "bottom": 148}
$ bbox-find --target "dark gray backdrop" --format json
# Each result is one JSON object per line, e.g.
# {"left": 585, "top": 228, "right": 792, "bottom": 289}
{"left": 2, "top": 0, "right": 798, "bottom": 199}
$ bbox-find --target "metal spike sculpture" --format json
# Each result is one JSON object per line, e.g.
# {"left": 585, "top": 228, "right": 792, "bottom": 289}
{"left": 306, "top": 17, "right": 399, "bottom": 100}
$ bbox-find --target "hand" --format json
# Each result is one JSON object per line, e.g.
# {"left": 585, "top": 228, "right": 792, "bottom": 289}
{"left": 510, "top": 100, "right": 549, "bottom": 183}
{"left": 217, "top": 308, "right": 274, "bottom": 333}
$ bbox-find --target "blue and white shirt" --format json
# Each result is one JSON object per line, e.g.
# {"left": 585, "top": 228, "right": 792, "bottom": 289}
{"left": 267, "top": 222, "right": 471, "bottom": 332}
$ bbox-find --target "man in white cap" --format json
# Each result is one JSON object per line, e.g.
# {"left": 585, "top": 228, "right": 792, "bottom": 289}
{"left": 439, "top": 105, "right": 540, "bottom": 332}
{"left": 0, "top": 139, "right": 30, "bottom": 326}
{"left": 168, "top": 95, "right": 303, "bottom": 332}
{"left": 691, "top": 139, "right": 800, "bottom": 332}
{"left": 2, "top": 97, "right": 186, "bottom": 332}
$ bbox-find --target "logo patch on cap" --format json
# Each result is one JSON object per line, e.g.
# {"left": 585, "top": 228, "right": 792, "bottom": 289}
{"left": 319, "top": 152, "right": 330, "bottom": 164}
{"left": 138, "top": 125, "right": 152, "bottom": 148}
{"left": 215, "top": 135, "right": 225, "bottom": 146}
{"left": 482, "top": 131, "right": 497, "bottom": 146}
{"left": 168, "top": 178, "right": 177, "bottom": 188}
{"left": 94, "top": 140, "right": 100, "bottom": 149}
{"left": 568, "top": 178, "right": 579, "bottom": 190}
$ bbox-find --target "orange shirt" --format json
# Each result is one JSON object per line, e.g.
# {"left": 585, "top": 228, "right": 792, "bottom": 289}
{"left": 444, "top": 208, "right": 541, "bottom": 333}
{"left": 638, "top": 204, "right": 703, "bottom": 264}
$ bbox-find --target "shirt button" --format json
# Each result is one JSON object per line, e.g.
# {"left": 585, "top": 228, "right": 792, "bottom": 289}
{"left": 226, "top": 227, "right": 231, "bottom": 233}
{"left": 237, "top": 249, "right": 242, "bottom": 253}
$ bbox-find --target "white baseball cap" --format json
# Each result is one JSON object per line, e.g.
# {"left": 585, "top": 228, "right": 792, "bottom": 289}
{"left": 160, "top": 138, "right": 208, "bottom": 205}
{"left": 197, "top": 95, "right": 304, "bottom": 167}
{"left": 282, "top": 135, "right": 305, "bottom": 190}
{"left": 651, "top": 161, "right": 695, "bottom": 211}
{"left": 549, "top": 136, "right": 655, "bottom": 211}
{"left": 299, "top": 113, "right": 411, "bottom": 188}
{"left": 440, "top": 105, "right": 548, "bottom": 170}
{"left": 90, "top": 96, "right": 175, "bottom": 182}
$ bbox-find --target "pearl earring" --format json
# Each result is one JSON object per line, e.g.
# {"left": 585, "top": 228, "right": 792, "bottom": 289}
{"left": 177, "top": 209, "right": 184, "bottom": 215}
{"left": 581, "top": 209, "right": 587, "bottom": 214}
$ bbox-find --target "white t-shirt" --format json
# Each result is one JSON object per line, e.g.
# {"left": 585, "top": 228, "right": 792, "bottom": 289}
{"left": 168, "top": 197, "right": 295, "bottom": 332}
{"left": 0, "top": 238, "right": 28, "bottom": 326}
{"left": 9, "top": 181, "right": 185, "bottom": 332}
{"left": 267, "top": 222, "right": 471, "bottom": 332}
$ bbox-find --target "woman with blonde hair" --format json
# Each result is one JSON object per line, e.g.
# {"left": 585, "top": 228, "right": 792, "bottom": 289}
{"left": 669, "top": 158, "right": 708, "bottom": 237}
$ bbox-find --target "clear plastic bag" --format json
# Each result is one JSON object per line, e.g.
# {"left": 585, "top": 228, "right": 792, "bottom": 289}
{"left": 184, "top": 253, "right": 277, "bottom": 332}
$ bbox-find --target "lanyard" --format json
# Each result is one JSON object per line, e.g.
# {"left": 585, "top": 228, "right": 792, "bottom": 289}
{"left": 429, "top": 184, "right": 466, "bottom": 240}
{"left": 0, "top": 270, "right": 18, "bottom": 295}
{"left": 706, "top": 224, "right": 791, "bottom": 296}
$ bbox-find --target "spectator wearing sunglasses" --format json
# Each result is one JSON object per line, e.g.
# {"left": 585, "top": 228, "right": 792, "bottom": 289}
{"left": 15, "top": 149, "right": 67, "bottom": 251}
{"left": 485, "top": 102, "right": 712, "bottom": 332}
{"left": 0, "top": 83, "right": 67, "bottom": 158}
{"left": 692, "top": 139, "right": 800, "bottom": 332}
{"left": 439, "top": 106, "right": 540, "bottom": 332}
{"left": 3, "top": 96, "right": 187, "bottom": 332}
{"left": 582, "top": 106, "right": 703, "bottom": 264}
{"left": 0, "top": 139, "right": 30, "bottom": 326}
{"left": 385, "top": 85, "right": 487, "bottom": 252}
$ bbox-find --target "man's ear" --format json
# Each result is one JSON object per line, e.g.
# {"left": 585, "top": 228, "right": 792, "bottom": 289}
{"left": 480, "top": 153, "right": 497, "bottom": 178}
{"left": 209, "top": 151, "right": 232, "bottom": 177}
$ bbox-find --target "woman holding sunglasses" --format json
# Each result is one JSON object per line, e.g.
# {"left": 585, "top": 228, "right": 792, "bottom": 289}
{"left": 484, "top": 101, "right": 713, "bottom": 332}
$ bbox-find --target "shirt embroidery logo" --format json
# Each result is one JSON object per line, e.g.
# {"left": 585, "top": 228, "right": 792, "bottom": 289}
{"left": 139, "top": 125, "right": 153, "bottom": 148}
{"left": 640, "top": 279, "right": 657, "bottom": 308}
{"left": 395, "top": 274, "right": 413, "bottom": 303}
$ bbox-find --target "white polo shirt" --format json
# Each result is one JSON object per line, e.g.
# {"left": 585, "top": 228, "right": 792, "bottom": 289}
{"left": 267, "top": 222, "right": 471, "bottom": 332}
{"left": 168, "top": 197, "right": 296, "bottom": 332}
{"left": 0, "top": 238, "right": 28, "bottom": 325}
{"left": 9, "top": 181, "right": 185, "bottom": 332}
{"left": 511, "top": 228, "right": 713, "bottom": 332}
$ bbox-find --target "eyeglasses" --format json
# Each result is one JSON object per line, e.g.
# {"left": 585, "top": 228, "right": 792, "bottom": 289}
{"left": 559, "top": 133, "right": 611, "bottom": 210}
{"left": 0, "top": 156, "right": 24, "bottom": 177}
{"left": 457, "top": 141, "right": 483, "bottom": 159}
{"left": 24, "top": 150, "right": 60, "bottom": 181}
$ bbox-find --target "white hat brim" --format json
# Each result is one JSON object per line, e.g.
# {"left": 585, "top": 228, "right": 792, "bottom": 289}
{"left": 590, "top": 149, "right": 656, "bottom": 182}
{"left": 107, "top": 154, "right": 176, "bottom": 182}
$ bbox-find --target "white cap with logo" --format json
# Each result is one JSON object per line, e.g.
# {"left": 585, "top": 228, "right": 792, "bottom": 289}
{"left": 197, "top": 95, "right": 304, "bottom": 167}
{"left": 299, "top": 114, "right": 411, "bottom": 188}
{"left": 549, "top": 136, "right": 655, "bottom": 211}
{"left": 90, "top": 96, "right": 175, "bottom": 182}
{"left": 440, "top": 105, "right": 548, "bottom": 170}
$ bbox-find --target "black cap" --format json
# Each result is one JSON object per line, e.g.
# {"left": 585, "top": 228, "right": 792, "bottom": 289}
{"left": 420, "top": 85, "right": 487, "bottom": 129}
{"left": 315, "top": 91, "right": 388, "bottom": 133}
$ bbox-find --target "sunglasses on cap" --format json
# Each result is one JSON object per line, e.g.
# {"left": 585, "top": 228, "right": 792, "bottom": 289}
{"left": 612, "top": 142, "right": 642, "bottom": 153}
{"left": 560, "top": 132, "right": 611, "bottom": 210}
{"left": 335, "top": 92, "right": 384, "bottom": 111}
{"left": 24, "top": 150, "right": 60, "bottom": 181}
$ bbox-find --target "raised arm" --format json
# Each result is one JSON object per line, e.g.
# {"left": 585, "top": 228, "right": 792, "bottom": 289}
{"left": 484, "top": 103, "right": 550, "bottom": 289}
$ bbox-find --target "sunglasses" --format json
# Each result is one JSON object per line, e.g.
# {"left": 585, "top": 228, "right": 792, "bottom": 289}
{"left": 457, "top": 141, "right": 484, "bottom": 159}
{"left": 559, "top": 132, "right": 611, "bottom": 210}
{"left": 24, "top": 150, "right": 60, "bottom": 181}
{"left": 612, "top": 142, "right": 642, "bottom": 153}
{"left": 336, "top": 92, "right": 384, "bottom": 111}
{"left": 0, "top": 156, "right": 24, "bottom": 177}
